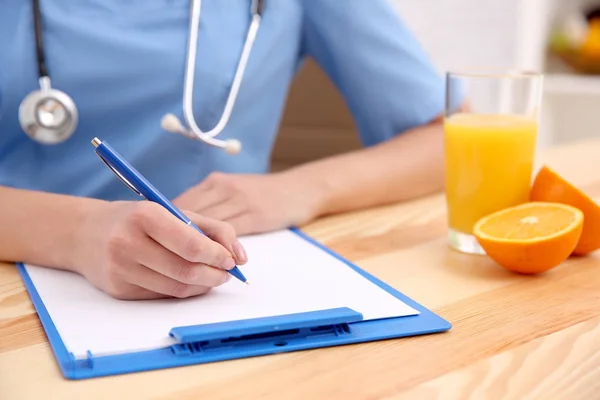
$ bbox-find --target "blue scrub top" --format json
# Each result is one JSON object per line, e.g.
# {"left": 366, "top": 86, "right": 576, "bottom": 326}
{"left": 0, "top": 0, "right": 450, "bottom": 201}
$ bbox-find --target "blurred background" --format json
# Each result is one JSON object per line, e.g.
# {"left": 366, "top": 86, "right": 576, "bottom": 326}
{"left": 271, "top": 0, "right": 600, "bottom": 171}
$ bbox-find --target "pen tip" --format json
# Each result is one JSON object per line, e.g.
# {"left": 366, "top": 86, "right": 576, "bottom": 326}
{"left": 245, "top": 281, "right": 249, "bottom": 285}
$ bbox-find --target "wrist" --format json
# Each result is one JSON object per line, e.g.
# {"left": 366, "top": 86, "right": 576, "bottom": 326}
{"left": 276, "top": 165, "right": 334, "bottom": 221}
{"left": 69, "top": 198, "right": 111, "bottom": 275}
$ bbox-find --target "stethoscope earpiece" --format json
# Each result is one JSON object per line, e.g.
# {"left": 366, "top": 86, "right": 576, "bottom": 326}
{"left": 161, "top": 113, "right": 186, "bottom": 134}
{"left": 224, "top": 139, "right": 242, "bottom": 155}
{"left": 161, "top": 113, "right": 242, "bottom": 154}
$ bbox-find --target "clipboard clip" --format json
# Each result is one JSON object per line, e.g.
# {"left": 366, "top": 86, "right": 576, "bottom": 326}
{"left": 169, "top": 307, "right": 363, "bottom": 357}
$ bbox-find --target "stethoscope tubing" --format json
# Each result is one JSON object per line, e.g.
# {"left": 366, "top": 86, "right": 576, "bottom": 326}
{"left": 21, "top": 0, "right": 264, "bottom": 150}
{"left": 33, "top": 0, "right": 48, "bottom": 79}
{"left": 182, "top": 0, "right": 262, "bottom": 143}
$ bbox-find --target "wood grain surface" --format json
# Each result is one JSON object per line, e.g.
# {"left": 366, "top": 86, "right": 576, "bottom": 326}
{"left": 1, "top": 138, "right": 600, "bottom": 400}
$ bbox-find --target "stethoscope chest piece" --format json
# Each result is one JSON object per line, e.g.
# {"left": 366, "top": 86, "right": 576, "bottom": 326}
{"left": 19, "top": 77, "right": 78, "bottom": 145}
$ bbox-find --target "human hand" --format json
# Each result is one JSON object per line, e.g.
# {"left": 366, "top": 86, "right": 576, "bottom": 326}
{"left": 172, "top": 172, "right": 327, "bottom": 236}
{"left": 74, "top": 201, "right": 248, "bottom": 300}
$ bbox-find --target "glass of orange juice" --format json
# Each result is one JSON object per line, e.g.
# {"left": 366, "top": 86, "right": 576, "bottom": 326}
{"left": 444, "top": 70, "right": 544, "bottom": 254}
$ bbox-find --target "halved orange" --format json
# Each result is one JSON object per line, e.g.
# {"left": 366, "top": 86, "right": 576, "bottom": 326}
{"left": 530, "top": 165, "right": 600, "bottom": 255}
{"left": 473, "top": 202, "right": 583, "bottom": 274}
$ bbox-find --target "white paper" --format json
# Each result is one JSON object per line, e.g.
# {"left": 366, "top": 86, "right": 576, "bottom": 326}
{"left": 24, "top": 230, "right": 418, "bottom": 358}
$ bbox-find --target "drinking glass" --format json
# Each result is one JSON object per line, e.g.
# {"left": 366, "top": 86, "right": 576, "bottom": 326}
{"left": 444, "top": 70, "right": 544, "bottom": 254}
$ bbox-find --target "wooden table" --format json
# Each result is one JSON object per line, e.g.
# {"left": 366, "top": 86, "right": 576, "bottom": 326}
{"left": 2, "top": 138, "right": 600, "bottom": 400}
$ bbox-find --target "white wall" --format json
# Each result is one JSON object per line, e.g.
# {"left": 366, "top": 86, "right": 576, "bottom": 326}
{"left": 390, "top": 0, "right": 528, "bottom": 72}
{"left": 390, "top": 0, "right": 600, "bottom": 148}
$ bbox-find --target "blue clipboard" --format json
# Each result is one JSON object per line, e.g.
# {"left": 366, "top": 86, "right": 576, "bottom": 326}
{"left": 17, "top": 227, "right": 451, "bottom": 380}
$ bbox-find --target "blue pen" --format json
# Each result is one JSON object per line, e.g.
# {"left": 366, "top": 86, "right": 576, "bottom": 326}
{"left": 91, "top": 137, "right": 248, "bottom": 284}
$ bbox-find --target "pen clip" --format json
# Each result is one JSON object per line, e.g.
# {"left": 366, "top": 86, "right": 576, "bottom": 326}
{"left": 94, "top": 153, "right": 144, "bottom": 198}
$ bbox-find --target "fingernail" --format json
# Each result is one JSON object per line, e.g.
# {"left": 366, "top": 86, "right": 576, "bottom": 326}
{"left": 232, "top": 240, "right": 248, "bottom": 264}
{"left": 224, "top": 256, "right": 236, "bottom": 270}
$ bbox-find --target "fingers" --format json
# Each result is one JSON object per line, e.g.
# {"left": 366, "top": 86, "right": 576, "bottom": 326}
{"left": 177, "top": 181, "right": 227, "bottom": 211}
{"left": 224, "top": 213, "right": 261, "bottom": 237}
{"left": 194, "top": 197, "right": 246, "bottom": 222}
{"left": 135, "top": 235, "right": 232, "bottom": 287}
{"left": 188, "top": 212, "right": 248, "bottom": 264}
{"left": 122, "top": 263, "right": 213, "bottom": 299}
{"left": 130, "top": 202, "right": 235, "bottom": 269}
{"left": 108, "top": 284, "right": 167, "bottom": 301}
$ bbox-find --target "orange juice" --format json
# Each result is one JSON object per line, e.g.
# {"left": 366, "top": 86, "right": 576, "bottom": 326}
{"left": 444, "top": 113, "right": 538, "bottom": 234}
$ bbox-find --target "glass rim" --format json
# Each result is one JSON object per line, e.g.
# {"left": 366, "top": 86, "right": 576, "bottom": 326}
{"left": 446, "top": 69, "right": 543, "bottom": 79}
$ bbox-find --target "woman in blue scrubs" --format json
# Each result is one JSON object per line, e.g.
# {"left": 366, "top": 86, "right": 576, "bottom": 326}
{"left": 0, "top": 1, "right": 457, "bottom": 299}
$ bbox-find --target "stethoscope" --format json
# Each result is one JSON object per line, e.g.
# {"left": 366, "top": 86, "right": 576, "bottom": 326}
{"left": 19, "top": 0, "right": 264, "bottom": 154}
